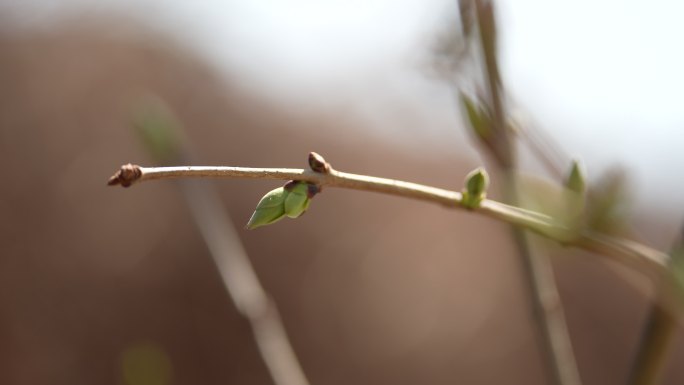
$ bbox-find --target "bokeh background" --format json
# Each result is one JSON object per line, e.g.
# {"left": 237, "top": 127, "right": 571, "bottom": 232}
{"left": 1, "top": 1, "right": 683, "bottom": 384}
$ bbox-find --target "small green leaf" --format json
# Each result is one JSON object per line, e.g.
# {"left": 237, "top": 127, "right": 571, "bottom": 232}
{"left": 460, "top": 93, "right": 492, "bottom": 141}
{"left": 284, "top": 182, "right": 311, "bottom": 218}
{"left": 562, "top": 160, "right": 586, "bottom": 237}
{"left": 586, "top": 168, "right": 629, "bottom": 235}
{"left": 466, "top": 168, "right": 489, "bottom": 196}
{"left": 132, "top": 97, "right": 183, "bottom": 164}
{"left": 565, "top": 160, "right": 586, "bottom": 194}
{"left": 462, "top": 167, "right": 489, "bottom": 209}
{"left": 246, "top": 187, "right": 288, "bottom": 229}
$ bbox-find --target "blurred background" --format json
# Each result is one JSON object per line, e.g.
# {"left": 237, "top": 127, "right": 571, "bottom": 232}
{"left": 1, "top": 1, "right": 683, "bottom": 384}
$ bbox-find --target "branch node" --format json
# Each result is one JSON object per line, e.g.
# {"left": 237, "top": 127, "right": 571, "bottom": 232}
{"left": 308, "top": 152, "right": 331, "bottom": 173}
{"left": 107, "top": 164, "right": 142, "bottom": 187}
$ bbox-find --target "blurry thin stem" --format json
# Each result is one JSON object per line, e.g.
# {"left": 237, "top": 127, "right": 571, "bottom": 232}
{"left": 504, "top": 177, "right": 583, "bottom": 385}
{"left": 628, "top": 305, "right": 677, "bottom": 385}
{"left": 628, "top": 227, "right": 683, "bottom": 385}
{"left": 179, "top": 180, "right": 310, "bottom": 385}
{"left": 156, "top": 155, "right": 311, "bottom": 385}
{"left": 470, "top": 1, "right": 582, "bottom": 384}
{"left": 107, "top": 162, "right": 669, "bottom": 280}
{"left": 131, "top": 98, "right": 310, "bottom": 385}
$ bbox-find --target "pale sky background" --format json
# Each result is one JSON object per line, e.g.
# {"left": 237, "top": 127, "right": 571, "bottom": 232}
{"left": 3, "top": 0, "right": 683, "bottom": 223}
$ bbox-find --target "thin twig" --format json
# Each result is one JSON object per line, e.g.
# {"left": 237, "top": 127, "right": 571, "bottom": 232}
{"left": 627, "top": 226, "right": 684, "bottom": 385}
{"left": 130, "top": 101, "right": 311, "bottom": 385}
{"left": 107, "top": 159, "right": 670, "bottom": 279}
{"left": 178, "top": 180, "right": 310, "bottom": 385}
{"left": 627, "top": 305, "right": 677, "bottom": 385}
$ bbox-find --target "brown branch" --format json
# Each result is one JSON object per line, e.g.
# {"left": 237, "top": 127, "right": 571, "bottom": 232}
{"left": 107, "top": 154, "right": 670, "bottom": 280}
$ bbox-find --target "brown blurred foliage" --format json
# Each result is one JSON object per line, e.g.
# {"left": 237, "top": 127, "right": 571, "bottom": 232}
{"left": 0, "top": 16, "right": 683, "bottom": 385}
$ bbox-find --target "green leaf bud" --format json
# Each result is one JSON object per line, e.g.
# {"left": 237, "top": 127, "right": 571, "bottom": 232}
{"left": 462, "top": 167, "right": 489, "bottom": 209}
{"left": 284, "top": 182, "right": 311, "bottom": 218}
{"left": 561, "top": 160, "right": 586, "bottom": 237}
{"left": 246, "top": 187, "right": 288, "bottom": 229}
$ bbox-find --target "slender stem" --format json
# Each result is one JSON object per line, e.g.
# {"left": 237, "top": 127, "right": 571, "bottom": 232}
{"left": 627, "top": 305, "right": 677, "bottom": 385}
{"left": 628, "top": 228, "right": 684, "bottom": 385}
{"left": 472, "top": 2, "right": 580, "bottom": 383}
{"left": 131, "top": 105, "right": 312, "bottom": 385}
{"left": 108, "top": 162, "right": 670, "bottom": 279}
{"left": 179, "top": 179, "right": 311, "bottom": 385}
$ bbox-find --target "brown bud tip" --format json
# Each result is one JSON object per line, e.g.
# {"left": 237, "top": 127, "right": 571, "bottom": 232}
{"left": 107, "top": 163, "right": 142, "bottom": 188}
{"left": 308, "top": 152, "right": 331, "bottom": 173}
{"left": 306, "top": 184, "right": 320, "bottom": 198}
{"left": 284, "top": 180, "right": 298, "bottom": 192}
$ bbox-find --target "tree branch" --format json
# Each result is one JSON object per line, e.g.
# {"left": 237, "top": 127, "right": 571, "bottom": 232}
{"left": 107, "top": 155, "right": 670, "bottom": 280}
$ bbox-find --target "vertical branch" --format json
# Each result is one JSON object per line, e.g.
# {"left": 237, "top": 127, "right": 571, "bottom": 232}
{"left": 628, "top": 226, "right": 683, "bottom": 385}
{"left": 467, "top": 2, "right": 582, "bottom": 385}
{"left": 627, "top": 306, "right": 677, "bottom": 385}
{"left": 132, "top": 102, "right": 311, "bottom": 385}
{"left": 474, "top": 0, "right": 512, "bottom": 168}
{"left": 179, "top": 181, "right": 311, "bottom": 385}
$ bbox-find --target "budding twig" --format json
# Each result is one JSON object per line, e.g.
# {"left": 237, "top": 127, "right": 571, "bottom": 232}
{"left": 107, "top": 153, "right": 670, "bottom": 281}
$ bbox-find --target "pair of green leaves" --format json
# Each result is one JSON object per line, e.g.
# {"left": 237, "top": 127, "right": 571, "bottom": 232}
{"left": 246, "top": 181, "right": 318, "bottom": 230}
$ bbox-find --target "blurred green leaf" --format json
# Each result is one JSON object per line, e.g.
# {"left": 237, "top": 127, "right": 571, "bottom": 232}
{"left": 586, "top": 168, "right": 630, "bottom": 234}
{"left": 565, "top": 160, "right": 586, "bottom": 194}
{"left": 132, "top": 97, "right": 183, "bottom": 164}
{"left": 121, "top": 342, "right": 172, "bottom": 385}
{"left": 563, "top": 160, "right": 587, "bottom": 236}
{"left": 460, "top": 93, "right": 492, "bottom": 141}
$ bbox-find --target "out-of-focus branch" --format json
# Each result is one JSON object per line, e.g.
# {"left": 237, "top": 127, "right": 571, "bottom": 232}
{"left": 628, "top": 305, "right": 677, "bottom": 385}
{"left": 178, "top": 180, "right": 310, "bottom": 385}
{"left": 628, "top": 227, "right": 684, "bottom": 385}
{"left": 468, "top": 1, "right": 581, "bottom": 384}
{"left": 128, "top": 100, "right": 311, "bottom": 385}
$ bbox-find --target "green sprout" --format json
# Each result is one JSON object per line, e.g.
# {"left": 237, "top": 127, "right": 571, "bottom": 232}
{"left": 565, "top": 160, "right": 586, "bottom": 194}
{"left": 461, "top": 167, "right": 489, "bottom": 209}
